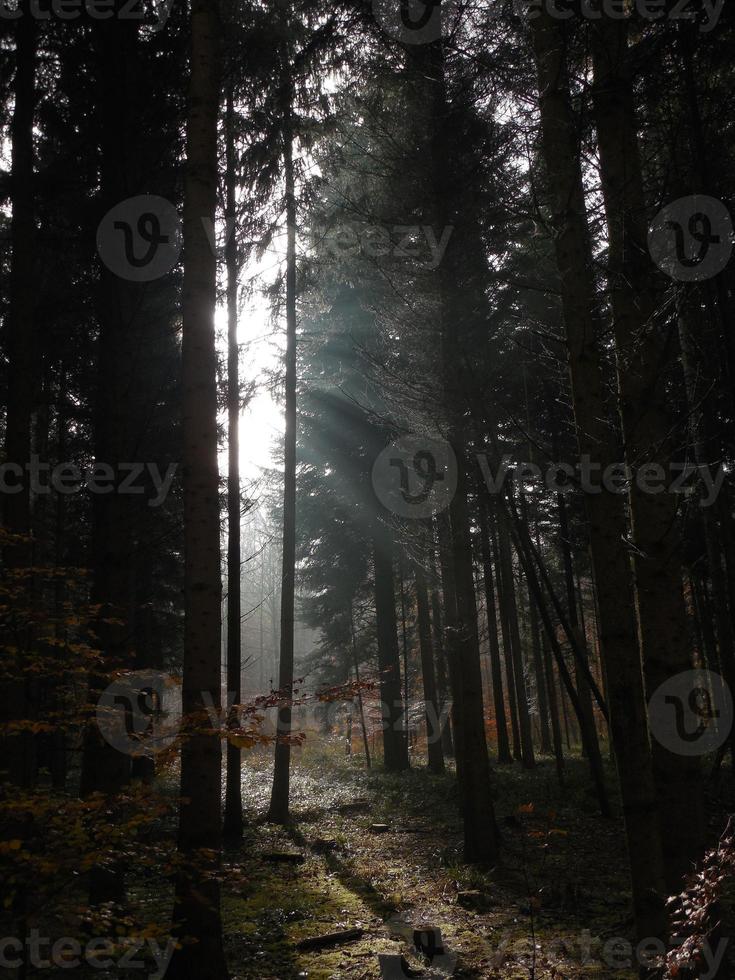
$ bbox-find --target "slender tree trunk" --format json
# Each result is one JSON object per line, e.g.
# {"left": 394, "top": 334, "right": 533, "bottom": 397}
{"left": 490, "top": 514, "right": 522, "bottom": 760}
{"left": 478, "top": 499, "right": 512, "bottom": 764}
{"left": 510, "top": 505, "right": 611, "bottom": 817}
{"left": 529, "top": 589, "right": 552, "bottom": 756}
{"left": 258, "top": 550, "right": 266, "bottom": 692}
{"left": 446, "top": 454, "right": 499, "bottom": 862}
{"left": 694, "top": 573, "right": 719, "bottom": 672}
{"left": 415, "top": 561, "right": 445, "bottom": 774}
{"left": 1, "top": 0, "right": 38, "bottom": 793}
{"left": 349, "top": 605, "right": 371, "bottom": 769}
{"left": 50, "top": 372, "right": 69, "bottom": 791}
{"left": 399, "top": 559, "right": 411, "bottom": 758}
{"left": 223, "top": 92, "right": 244, "bottom": 841}
{"left": 559, "top": 674, "right": 571, "bottom": 750}
{"left": 80, "top": 15, "right": 145, "bottom": 907}
{"left": 408, "top": 23, "right": 498, "bottom": 863}
{"left": 430, "top": 580, "right": 454, "bottom": 759}
{"left": 373, "top": 518, "right": 409, "bottom": 771}
{"left": 557, "top": 490, "right": 600, "bottom": 762}
{"left": 496, "top": 507, "right": 535, "bottom": 769}
{"left": 529, "top": 7, "right": 666, "bottom": 937}
{"left": 590, "top": 9, "right": 704, "bottom": 889}
{"left": 678, "top": 303, "right": 735, "bottom": 763}
{"left": 542, "top": 634, "right": 565, "bottom": 784}
{"left": 169, "top": 0, "right": 228, "bottom": 972}
{"left": 677, "top": 27, "right": 735, "bottom": 717}
{"left": 435, "top": 510, "right": 464, "bottom": 792}
{"left": 268, "top": 92, "right": 298, "bottom": 824}
{"left": 0, "top": 14, "right": 38, "bottom": 973}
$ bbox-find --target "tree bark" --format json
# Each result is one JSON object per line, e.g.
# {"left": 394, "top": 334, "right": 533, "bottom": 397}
{"left": 430, "top": 576, "right": 454, "bottom": 759}
{"left": 1, "top": 0, "right": 38, "bottom": 792}
{"left": 373, "top": 518, "right": 409, "bottom": 771}
{"left": 223, "top": 91, "right": 244, "bottom": 841}
{"left": 415, "top": 560, "right": 445, "bottom": 774}
{"left": 528, "top": 587, "right": 552, "bottom": 756}
{"left": 169, "top": 0, "right": 228, "bottom": 971}
{"left": 399, "top": 559, "right": 411, "bottom": 758}
{"left": 496, "top": 506, "right": 535, "bottom": 769}
{"left": 478, "top": 498, "right": 512, "bottom": 764}
{"left": 349, "top": 604, "right": 371, "bottom": 769}
{"left": 80, "top": 14, "right": 143, "bottom": 907}
{"left": 556, "top": 489, "right": 600, "bottom": 762}
{"left": 590, "top": 9, "right": 704, "bottom": 889}
{"left": 407, "top": 23, "right": 499, "bottom": 863}
{"left": 529, "top": 7, "right": 667, "bottom": 937}
{"left": 435, "top": 510, "right": 465, "bottom": 788}
{"left": 542, "top": 633, "right": 565, "bottom": 785}
{"left": 490, "top": 512, "right": 522, "bottom": 761}
{"left": 268, "top": 90, "right": 298, "bottom": 824}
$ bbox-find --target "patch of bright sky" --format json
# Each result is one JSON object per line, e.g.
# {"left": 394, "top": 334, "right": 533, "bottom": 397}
{"left": 215, "top": 250, "right": 285, "bottom": 489}
{"left": 215, "top": 140, "right": 323, "bottom": 495}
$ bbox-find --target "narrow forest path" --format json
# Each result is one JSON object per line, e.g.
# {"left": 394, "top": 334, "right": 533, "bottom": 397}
{"left": 221, "top": 744, "right": 735, "bottom": 979}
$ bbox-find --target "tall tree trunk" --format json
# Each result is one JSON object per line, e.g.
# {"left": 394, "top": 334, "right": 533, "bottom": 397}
{"left": 268, "top": 92, "right": 298, "bottom": 824}
{"left": 0, "top": 12, "right": 38, "bottom": 973}
{"left": 529, "top": 589, "right": 552, "bottom": 756}
{"left": 590, "top": 9, "right": 704, "bottom": 889}
{"left": 223, "top": 91, "right": 244, "bottom": 841}
{"left": 50, "top": 372, "right": 69, "bottom": 791}
{"left": 349, "top": 604, "right": 371, "bottom": 769}
{"left": 490, "top": 513, "right": 522, "bottom": 760}
{"left": 408, "top": 22, "right": 498, "bottom": 864}
{"left": 435, "top": 510, "right": 464, "bottom": 792}
{"left": 478, "top": 498, "right": 512, "bottom": 764}
{"left": 1, "top": 0, "right": 38, "bottom": 791}
{"left": 415, "top": 561, "right": 445, "bottom": 774}
{"left": 80, "top": 14, "right": 143, "bottom": 907}
{"left": 542, "top": 633, "right": 565, "bottom": 785}
{"left": 529, "top": 7, "right": 666, "bottom": 938}
{"left": 678, "top": 304, "right": 735, "bottom": 705}
{"left": 446, "top": 456, "right": 499, "bottom": 862}
{"left": 373, "top": 518, "right": 409, "bottom": 771}
{"left": 556, "top": 489, "right": 600, "bottom": 762}
{"left": 399, "top": 558, "right": 411, "bottom": 758}
{"left": 430, "top": 579, "right": 454, "bottom": 759}
{"left": 510, "top": 503, "right": 611, "bottom": 817}
{"left": 169, "top": 0, "right": 228, "bottom": 972}
{"left": 676, "top": 26, "right": 735, "bottom": 727}
{"left": 258, "top": 548, "right": 266, "bottom": 692}
{"left": 496, "top": 507, "right": 535, "bottom": 769}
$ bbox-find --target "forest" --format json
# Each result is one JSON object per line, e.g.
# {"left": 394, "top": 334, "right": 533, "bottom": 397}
{"left": 1, "top": 0, "right": 734, "bottom": 977}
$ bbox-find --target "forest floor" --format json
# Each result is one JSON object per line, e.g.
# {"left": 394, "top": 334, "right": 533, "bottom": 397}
{"left": 222, "top": 743, "right": 735, "bottom": 980}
